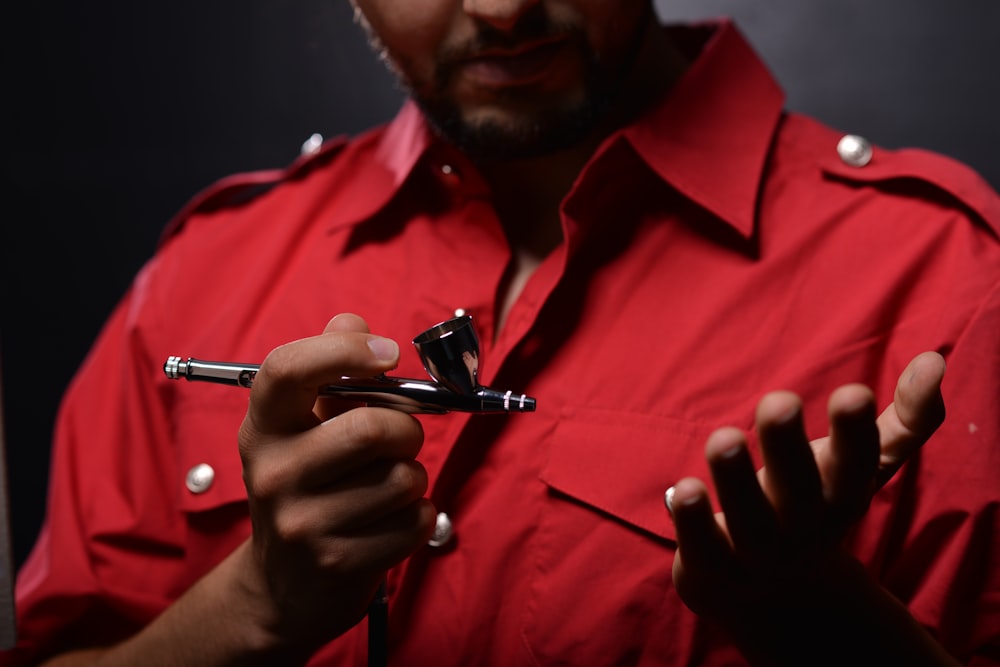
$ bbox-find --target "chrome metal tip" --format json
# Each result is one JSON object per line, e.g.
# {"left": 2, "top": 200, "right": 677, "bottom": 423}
{"left": 163, "top": 356, "right": 184, "bottom": 379}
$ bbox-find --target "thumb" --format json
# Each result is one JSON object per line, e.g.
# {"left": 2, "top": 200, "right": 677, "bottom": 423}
{"left": 874, "top": 351, "right": 946, "bottom": 487}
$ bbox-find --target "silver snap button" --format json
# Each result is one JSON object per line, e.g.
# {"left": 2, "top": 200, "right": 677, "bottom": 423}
{"left": 837, "top": 134, "right": 873, "bottom": 167}
{"left": 185, "top": 463, "right": 215, "bottom": 494}
{"left": 664, "top": 486, "right": 676, "bottom": 515}
{"left": 453, "top": 308, "right": 467, "bottom": 318}
{"left": 439, "top": 163, "right": 463, "bottom": 186}
{"left": 428, "top": 512, "right": 453, "bottom": 547}
{"left": 300, "top": 132, "right": 323, "bottom": 156}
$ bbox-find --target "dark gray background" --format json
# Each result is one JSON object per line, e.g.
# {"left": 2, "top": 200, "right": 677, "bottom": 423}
{"left": 2, "top": 1, "right": 998, "bottom": 572}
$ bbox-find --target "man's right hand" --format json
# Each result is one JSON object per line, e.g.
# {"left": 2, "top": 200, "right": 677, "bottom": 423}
{"left": 236, "top": 313, "right": 437, "bottom": 656}
{"left": 37, "top": 314, "right": 436, "bottom": 667}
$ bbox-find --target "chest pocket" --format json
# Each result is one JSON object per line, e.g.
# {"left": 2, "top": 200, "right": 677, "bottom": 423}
{"left": 173, "top": 390, "right": 250, "bottom": 514}
{"left": 540, "top": 406, "right": 722, "bottom": 542}
{"left": 161, "top": 389, "right": 255, "bottom": 592}
{"left": 524, "top": 407, "right": 738, "bottom": 665}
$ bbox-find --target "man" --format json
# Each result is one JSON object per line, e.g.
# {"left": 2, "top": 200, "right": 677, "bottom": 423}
{"left": 4, "top": 1, "right": 998, "bottom": 665}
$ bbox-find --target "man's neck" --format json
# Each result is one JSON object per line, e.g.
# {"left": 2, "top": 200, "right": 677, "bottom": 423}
{"left": 474, "top": 17, "right": 689, "bottom": 333}
{"left": 477, "top": 18, "right": 688, "bottom": 258}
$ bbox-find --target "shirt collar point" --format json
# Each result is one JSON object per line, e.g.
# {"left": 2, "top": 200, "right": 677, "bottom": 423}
{"left": 620, "top": 20, "right": 781, "bottom": 240}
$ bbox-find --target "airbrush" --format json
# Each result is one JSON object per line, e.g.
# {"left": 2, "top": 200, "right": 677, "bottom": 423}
{"left": 163, "top": 315, "right": 537, "bottom": 414}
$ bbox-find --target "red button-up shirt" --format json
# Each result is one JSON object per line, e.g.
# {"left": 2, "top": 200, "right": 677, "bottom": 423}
{"left": 6, "top": 21, "right": 1000, "bottom": 666}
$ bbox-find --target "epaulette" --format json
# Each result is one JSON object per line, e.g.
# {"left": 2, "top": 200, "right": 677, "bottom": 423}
{"left": 158, "top": 135, "right": 349, "bottom": 245}
{"left": 820, "top": 134, "right": 1000, "bottom": 240}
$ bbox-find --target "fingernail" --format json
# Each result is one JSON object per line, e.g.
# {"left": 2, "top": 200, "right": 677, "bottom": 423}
{"left": 664, "top": 486, "right": 676, "bottom": 516}
{"left": 367, "top": 336, "right": 399, "bottom": 361}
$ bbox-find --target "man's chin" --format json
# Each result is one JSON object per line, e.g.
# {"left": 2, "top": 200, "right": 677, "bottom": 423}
{"left": 419, "top": 101, "right": 602, "bottom": 161}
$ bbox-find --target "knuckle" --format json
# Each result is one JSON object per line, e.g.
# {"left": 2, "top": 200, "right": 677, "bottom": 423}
{"left": 339, "top": 408, "right": 422, "bottom": 455}
{"left": 272, "top": 510, "right": 315, "bottom": 547}
{"left": 244, "top": 461, "right": 288, "bottom": 504}
{"left": 258, "top": 343, "right": 299, "bottom": 384}
{"left": 401, "top": 499, "right": 440, "bottom": 552}
{"left": 317, "top": 541, "right": 357, "bottom": 578}
{"left": 387, "top": 460, "right": 429, "bottom": 500}
{"left": 343, "top": 409, "right": 393, "bottom": 445}
{"left": 237, "top": 417, "right": 266, "bottom": 458}
{"left": 415, "top": 498, "right": 438, "bottom": 534}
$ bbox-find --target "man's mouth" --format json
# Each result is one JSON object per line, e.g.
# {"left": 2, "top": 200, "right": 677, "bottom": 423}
{"left": 457, "top": 37, "right": 569, "bottom": 88}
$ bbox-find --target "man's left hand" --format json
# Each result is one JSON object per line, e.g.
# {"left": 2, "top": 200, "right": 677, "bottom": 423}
{"left": 667, "top": 351, "right": 956, "bottom": 665}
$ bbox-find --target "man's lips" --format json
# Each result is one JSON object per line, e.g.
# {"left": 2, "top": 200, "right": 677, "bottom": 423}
{"left": 456, "top": 38, "right": 569, "bottom": 88}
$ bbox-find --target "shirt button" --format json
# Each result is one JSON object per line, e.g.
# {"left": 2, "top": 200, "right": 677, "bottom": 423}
{"left": 439, "top": 163, "right": 463, "bottom": 187}
{"left": 837, "top": 134, "right": 873, "bottom": 167}
{"left": 428, "top": 512, "right": 454, "bottom": 547}
{"left": 185, "top": 463, "right": 215, "bottom": 494}
{"left": 300, "top": 132, "right": 324, "bottom": 156}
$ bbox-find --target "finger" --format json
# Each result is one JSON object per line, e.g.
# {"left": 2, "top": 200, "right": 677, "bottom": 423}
{"left": 246, "top": 408, "right": 425, "bottom": 495}
{"left": 822, "top": 384, "right": 879, "bottom": 522}
{"left": 298, "top": 408, "right": 425, "bottom": 488}
{"left": 705, "top": 427, "right": 779, "bottom": 559}
{"left": 321, "top": 498, "right": 438, "bottom": 575}
{"left": 755, "top": 391, "right": 823, "bottom": 531}
{"left": 668, "top": 477, "right": 735, "bottom": 577}
{"left": 242, "top": 328, "right": 401, "bottom": 439}
{"left": 328, "top": 458, "right": 430, "bottom": 531}
{"left": 874, "top": 351, "right": 946, "bottom": 487}
{"left": 324, "top": 312, "right": 372, "bottom": 335}
{"left": 270, "top": 458, "right": 429, "bottom": 538}
{"left": 314, "top": 314, "right": 395, "bottom": 420}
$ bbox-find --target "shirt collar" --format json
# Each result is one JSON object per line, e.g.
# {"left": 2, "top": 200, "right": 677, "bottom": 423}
{"left": 620, "top": 20, "right": 785, "bottom": 238}
{"left": 324, "top": 102, "right": 432, "bottom": 231}
{"left": 327, "top": 20, "right": 785, "bottom": 239}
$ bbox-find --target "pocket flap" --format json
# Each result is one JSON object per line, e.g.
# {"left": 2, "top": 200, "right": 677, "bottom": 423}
{"left": 541, "top": 406, "right": 718, "bottom": 542}
{"left": 173, "top": 390, "right": 250, "bottom": 513}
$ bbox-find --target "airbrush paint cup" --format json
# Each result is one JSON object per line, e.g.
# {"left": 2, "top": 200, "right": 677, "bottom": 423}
{"left": 412, "top": 315, "right": 480, "bottom": 395}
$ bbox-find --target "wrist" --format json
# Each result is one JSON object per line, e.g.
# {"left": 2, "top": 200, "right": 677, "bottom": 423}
{"left": 724, "top": 555, "right": 959, "bottom": 667}
{"left": 217, "top": 541, "right": 315, "bottom": 662}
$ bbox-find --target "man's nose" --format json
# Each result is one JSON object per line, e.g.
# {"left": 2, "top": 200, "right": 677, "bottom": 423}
{"left": 463, "top": 0, "right": 543, "bottom": 32}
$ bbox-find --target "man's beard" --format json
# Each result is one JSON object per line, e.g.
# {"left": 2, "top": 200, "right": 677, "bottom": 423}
{"left": 413, "top": 43, "right": 611, "bottom": 161}
{"left": 355, "top": 6, "right": 649, "bottom": 161}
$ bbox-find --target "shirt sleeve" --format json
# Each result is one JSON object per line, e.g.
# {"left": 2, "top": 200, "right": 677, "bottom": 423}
{"left": 854, "top": 278, "right": 1000, "bottom": 665}
{"left": 922, "top": 280, "right": 1000, "bottom": 664}
{"left": 0, "top": 263, "right": 186, "bottom": 666}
